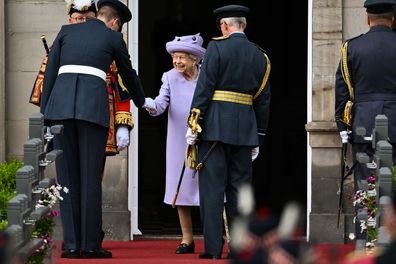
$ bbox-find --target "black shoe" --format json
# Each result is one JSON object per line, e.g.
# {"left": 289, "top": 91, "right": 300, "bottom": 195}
{"left": 175, "top": 241, "right": 195, "bottom": 254}
{"left": 199, "top": 252, "right": 221, "bottom": 259}
{"left": 81, "top": 248, "right": 112, "bottom": 259}
{"left": 61, "top": 249, "right": 81, "bottom": 258}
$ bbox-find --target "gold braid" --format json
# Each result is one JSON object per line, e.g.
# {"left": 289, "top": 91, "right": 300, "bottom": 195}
{"left": 185, "top": 108, "right": 202, "bottom": 169}
{"left": 340, "top": 41, "right": 354, "bottom": 127}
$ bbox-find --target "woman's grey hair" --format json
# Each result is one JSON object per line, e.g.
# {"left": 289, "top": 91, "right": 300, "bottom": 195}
{"left": 188, "top": 54, "right": 200, "bottom": 63}
{"left": 171, "top": 53, "right": 200, "bottom": 63}
{"left": 222, "top": 17, "right": 247, "bottom": 29}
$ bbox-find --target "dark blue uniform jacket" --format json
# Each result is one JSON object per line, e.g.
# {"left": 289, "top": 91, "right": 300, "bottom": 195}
{"left": 335, "top": 26, "right": 396, "bottom": 143}
{"left": 40, "top": 18, "right": 145, "bottom": 128}
{"left": 191, "top": 33, "right": 271, "bottom": 146}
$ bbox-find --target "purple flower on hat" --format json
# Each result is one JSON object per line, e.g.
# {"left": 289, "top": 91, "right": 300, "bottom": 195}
{"left": 166, "top": 33, "right": 206, "bottom": 60}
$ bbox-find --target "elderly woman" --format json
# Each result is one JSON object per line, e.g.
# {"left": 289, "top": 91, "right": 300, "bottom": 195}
{"left": 144, "top": 33, "right": 205, "bottom": 254}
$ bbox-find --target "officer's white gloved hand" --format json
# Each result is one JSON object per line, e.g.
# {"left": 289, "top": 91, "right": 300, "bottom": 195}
{"left": 252, "top": 147, "right": 259, "bottom": 161}
{"left": 143, "top": 97, "right": 156, "bottom": 114}
{"left": 116, "top": 125, "right": 130, "bottom": 151}
{"left": 186, "top": 127, "right": 198, "bottom": 145}
{"left": 340, "top": 130, "right": 349, "bottom": 144}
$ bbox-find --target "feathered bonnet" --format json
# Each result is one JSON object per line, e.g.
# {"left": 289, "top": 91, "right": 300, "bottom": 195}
{"left": 65, "top": 0, "right": 97, "bottom": 16}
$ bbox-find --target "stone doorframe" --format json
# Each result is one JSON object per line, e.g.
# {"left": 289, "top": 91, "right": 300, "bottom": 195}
{"left": 127, "top": 0, "right": 141, "bottom": 240}
{"left": 126, "top": 0, "right": 360, "bottom": 242}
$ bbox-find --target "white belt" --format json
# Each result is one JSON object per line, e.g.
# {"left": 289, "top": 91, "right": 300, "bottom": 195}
{"left": 58, "top": 65, "right": 106, "bottom": 81}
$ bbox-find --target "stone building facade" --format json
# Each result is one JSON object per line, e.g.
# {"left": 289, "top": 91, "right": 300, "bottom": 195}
{"left": 0, "top": 0, "right": 371, "bottom": 242}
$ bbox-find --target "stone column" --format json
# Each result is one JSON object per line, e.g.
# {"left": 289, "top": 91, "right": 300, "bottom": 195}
{"left": 307, "top": 0, "right": 349, "bottom": 243}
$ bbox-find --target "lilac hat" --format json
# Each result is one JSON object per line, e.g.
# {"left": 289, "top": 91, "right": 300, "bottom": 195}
{"left": 166, "top": 33, "right": 206, "bottom": 60}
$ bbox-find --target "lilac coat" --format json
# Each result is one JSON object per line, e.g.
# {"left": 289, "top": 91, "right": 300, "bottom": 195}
{"left": 151, "top": 68, "right": 199, "bottom": 206}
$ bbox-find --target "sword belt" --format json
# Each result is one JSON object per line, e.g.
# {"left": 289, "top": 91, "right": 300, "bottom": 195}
{"left": 58, "top": 65, "right": 106, "bottom": 81}
{"left": 212, "top": 90, "right": 253, "bottom": 105}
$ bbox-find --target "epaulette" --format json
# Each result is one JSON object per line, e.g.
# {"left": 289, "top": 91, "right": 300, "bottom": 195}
{"left": 212, "top": 35, "right": 229, "bottom": 41}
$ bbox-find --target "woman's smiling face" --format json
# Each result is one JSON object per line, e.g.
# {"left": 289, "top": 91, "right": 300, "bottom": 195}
{"left": 171, "top": 52, "right": 194, "bottom": 73}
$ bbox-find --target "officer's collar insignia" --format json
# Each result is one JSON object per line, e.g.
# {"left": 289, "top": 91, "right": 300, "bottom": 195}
{"left": 212, "top": 35, "right": 229, "bottom": 40}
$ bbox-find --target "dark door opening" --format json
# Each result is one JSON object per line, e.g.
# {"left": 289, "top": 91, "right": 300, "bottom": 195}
{"left": 138, "top": 0, "right": 308, "bottom": 235}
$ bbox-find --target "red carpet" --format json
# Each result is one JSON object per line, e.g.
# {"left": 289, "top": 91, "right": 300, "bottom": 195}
{"left": 51, "top": 240, "right": 356, "bottom": 264}
{"left": 313, "top": 244, "right": 356, "bottom": 264}
{"left": 53, "top": 239, "right": 230, "bottom": 264}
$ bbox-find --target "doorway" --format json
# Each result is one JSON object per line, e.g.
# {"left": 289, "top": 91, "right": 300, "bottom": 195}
{"left": 137, "top": 0, "right": 308, "bottom": 235}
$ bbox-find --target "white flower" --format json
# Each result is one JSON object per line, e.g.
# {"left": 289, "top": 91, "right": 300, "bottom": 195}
{"left": 367, "top": 217, "right": 376, "bottom": 227}
{"left": 348, "top": 233, "right": 356, "bottom": 240}
{"left": 366, "top": 242, "right": 375, "bottom": 248}
{"left": 360, "top": 220, "right": 367, "bottom": 233}
{"left": 367, "top": 189, "right": 376, "bottom": 197}
{"left": 34, "top": 183, "right": 69, "bottom": 210}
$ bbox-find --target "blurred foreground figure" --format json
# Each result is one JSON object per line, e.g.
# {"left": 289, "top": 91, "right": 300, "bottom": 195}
{"left": 230, "top": 184, "right": 318, "bottom": 264}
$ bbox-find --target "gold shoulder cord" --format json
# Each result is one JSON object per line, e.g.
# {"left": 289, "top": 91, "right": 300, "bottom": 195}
{"left": 253, "top": 52, "right": 271, "bottom": 99}
{"left": 340, "top": 41, "right": 354, "bottom": 127}
{"left": 341, "top": 41, "right": 354, "bottom": 101}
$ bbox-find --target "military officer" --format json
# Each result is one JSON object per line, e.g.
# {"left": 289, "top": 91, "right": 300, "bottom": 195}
{"left": 40, "top": 0, "right": 147, "bottom": 258}
{"left": 335, "top": 0, "right": 396, "bottom": 249}
{"left": 65, "top": 0, "right": 134, "bottom": 155}
{"left": 186, "top": 4, "right": 271, "bottom": 259}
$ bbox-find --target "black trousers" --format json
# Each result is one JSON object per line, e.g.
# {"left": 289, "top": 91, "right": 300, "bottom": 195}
{"left": 53, "top": 119, "right": 108, "bottom": 251}
{"left": 198, "top": 141, "right": 252, "bottom": 257}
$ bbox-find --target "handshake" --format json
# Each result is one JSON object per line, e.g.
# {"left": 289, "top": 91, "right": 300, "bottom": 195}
{"left": 143, "top": 97, "right": 156, "bottom": 114}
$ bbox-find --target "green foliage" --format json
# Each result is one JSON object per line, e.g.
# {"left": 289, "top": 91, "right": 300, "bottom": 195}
{"left": 31, "top": 215, "right": 55, "bottom": 240}
{"left": 0, "top": 220, "right": 8, "bottom": 230}
{"left": 27, "top": 184, "right": 67, "bottom": 264}
{"left": 0, "top": 159, "right": 23, "bottom": 230}
{"left": 28, "top": 244, "right": 49, "bottom": 264}
{"left": 28, "top": 215, "right": 55, "bottom": 264}
{"left": 367, "top": 227, "right": 377, "bottom": 243}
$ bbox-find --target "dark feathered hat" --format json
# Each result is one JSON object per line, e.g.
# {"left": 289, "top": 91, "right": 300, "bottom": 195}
{"left": 66, "top": 0, "right": 97, "bottom": 17}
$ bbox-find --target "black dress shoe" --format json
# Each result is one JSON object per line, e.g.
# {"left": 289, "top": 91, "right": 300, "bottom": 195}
{"left": 175, "top": 241, "right": 195, "bottom": 254}
{"left": 81, "top": 248, "right": 112, "bottom": 258}
{"left": 61, "top": 249, "right": 81, "bottom": 258}
{"left": 199, "top": 252, "right": 221, "bottom": 259}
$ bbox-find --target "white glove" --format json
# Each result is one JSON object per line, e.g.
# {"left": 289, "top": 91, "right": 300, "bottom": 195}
{"left": 185, "top": 127, "right": 198, "bottom": 145}
{"left": 340, "top": 130, "right": 349, "bottom": 144}
{"left": 252, "top": 147, "right": 259, "bottom": 161}
{"left": 116, "top": 125, "right": 130, "bottom": 151}
{"left": 143, "top": 97, "right": 156, "bottom": 114}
